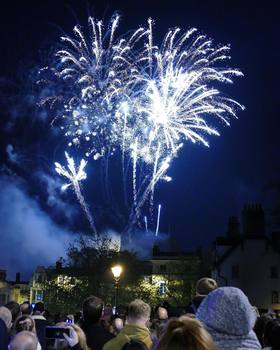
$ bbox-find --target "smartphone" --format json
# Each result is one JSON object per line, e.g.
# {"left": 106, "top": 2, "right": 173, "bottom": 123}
{"left": 45, "top": 326, "right": 70, "bottom": 339}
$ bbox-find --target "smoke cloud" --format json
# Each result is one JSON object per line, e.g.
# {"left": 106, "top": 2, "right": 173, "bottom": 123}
{"left": 0, "top": 173, "right": 74, "bottom": 280}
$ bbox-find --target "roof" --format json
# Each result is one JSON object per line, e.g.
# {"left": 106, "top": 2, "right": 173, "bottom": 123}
{"left": 214, "top": 234, "right": 280, "bottom": 267}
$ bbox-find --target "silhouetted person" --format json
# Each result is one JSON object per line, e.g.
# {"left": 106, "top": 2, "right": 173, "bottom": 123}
{"left": 20, "top": 302, "right": 33, "bottom": 316}
{"left": 0, "top": 318, "right": 9, "bottom": 350}
{"left": 254, "top": 314, "right": 273, "bottom": 347}
{"left": 81, "top": 296, "right": 114, "bottom": 350}
{"left": 263, "top": 318, "right": 280, "bottom": 350}
{"left": 121, "top": 340, "right": 148, "bottom": 350}
{"left": 5, "top": 301, "right": 21, "bottom": 324}
{"left": 32, "top": 302, "right": 48, "bottom": 349}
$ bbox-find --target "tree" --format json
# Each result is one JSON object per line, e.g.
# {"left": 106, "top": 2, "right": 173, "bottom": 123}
{"left": 44, "top": 235, "right": 142, "bottom": 313}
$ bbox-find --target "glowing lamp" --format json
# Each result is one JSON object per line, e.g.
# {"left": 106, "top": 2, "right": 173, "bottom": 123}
{"left": 111, "top": 265, "right": 122, "bottom": 280}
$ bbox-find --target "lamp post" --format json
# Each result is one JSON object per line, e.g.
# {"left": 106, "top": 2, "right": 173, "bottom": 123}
{"left": 111, "top": 265, "right": 122, "bottom": 313}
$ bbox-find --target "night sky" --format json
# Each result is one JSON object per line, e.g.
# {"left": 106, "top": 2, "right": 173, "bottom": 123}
{"left": 0, "top": 0, "right": 279, "bottom": 278}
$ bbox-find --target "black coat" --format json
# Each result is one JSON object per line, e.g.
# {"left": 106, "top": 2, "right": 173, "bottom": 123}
{"left": 33, "top": 316, "right": 49, "bottom": 350}
{"left": 185, "top": 295, "right": 205, "bottom": 314}
{"left": 0, "top": 319, "right": 9, "bottom": 350}
{"left": 83, "top": 322, "right": 114, "bottom": 350}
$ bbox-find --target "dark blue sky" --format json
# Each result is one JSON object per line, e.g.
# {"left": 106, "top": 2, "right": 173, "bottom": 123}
{"left": 0, "top": 0, "right": 280, "bottom": 277}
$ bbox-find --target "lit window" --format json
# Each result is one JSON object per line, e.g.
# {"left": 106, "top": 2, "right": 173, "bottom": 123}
{"left": 36, "top": 290, "right": 43, "bottom": 301}
{"left": 272, "top": 291, "right": 279, "bottom": 304}
{"left": 159, "top": 281, "right": 167, "bottom": 295}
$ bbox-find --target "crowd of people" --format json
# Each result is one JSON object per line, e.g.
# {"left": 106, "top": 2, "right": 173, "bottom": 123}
{"left": 0, "top": 277, "right": 280, "bottom": 350}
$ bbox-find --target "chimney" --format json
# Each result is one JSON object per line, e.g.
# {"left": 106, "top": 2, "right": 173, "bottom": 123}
{"left": 153, "top": 245, "right": 160, "bottom": 257}
{"left": 271, "top": 232, "right": 280, "bottom": 250}
{"left": 227, "top": 216, "right": 240, "bottom": 237}
{"left": 56, "top": 260, "right": 62, "bottom": 270}
{"left": 15, "top": 272, "right": 20, "bottom": 283}
{"left": 242, "top": 203, "right": 265, "bottom": 235}
{"left": 0, "top": 270, "right": 6, "bottom": 282}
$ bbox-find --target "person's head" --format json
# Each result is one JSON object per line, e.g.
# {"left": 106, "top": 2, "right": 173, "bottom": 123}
{"left": 14, "top": 315, "right": 36, "bottom": 334}
{"left": 9, "top": 331, "right": 38, "bottom": 350}
{"left": 195, "top": 278, "right": 217, "bottom": 296}
{"left": 20, "top": 303, "right": 32, "bottom": 316}
{"left": 82, "top": 296, "right": 103, "bottom": 324}
{"left": 156, "top": 316, "right": 217, "bottom": 350}
{"left": 33, "top": 302, "right": 44, "bottom": 315}
{"left": 264, "top": 318, "right": 280, "bottom": 350}
{"left": 196, "top": 287, "right": 257, "bottom": 337}
{"left": 254, "top": 314, "right": 273, "bottom": 346}
{"left": 126, "top": 299, "right": 151, "bottom": 327}
{"left": 121, "top": 340, "right": 148, "bottom": 350}
{"left": 110, "top": 315, "right": 124, "bottom": 335}
{"left": 0, "top": 306, "right": 12, "bottom": 330}
{"left": 156, "top": 307, "right": 168, "bottom": 320}
{"left": 5, "top": 301, "right": 21, "bottom": 322}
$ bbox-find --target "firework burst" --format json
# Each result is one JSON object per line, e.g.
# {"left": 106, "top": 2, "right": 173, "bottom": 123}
{"left": 55, "top": 152, "right": 97, "bottom": 236}
{"left": 40, "top": 15, "right": 244, "bottom": 235}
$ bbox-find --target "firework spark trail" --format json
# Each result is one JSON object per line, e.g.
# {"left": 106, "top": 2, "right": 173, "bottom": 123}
{"left": 131, "top": 138, "right": 139, "bottom": 219}
{"left": 40, "top": 15, "right": 244, "bottom": 234}
{"left": 155, "top": 204, "right": 162, "bottom": 236}
{"left": 55, "top": 152, "right": 98, "bottom": 237}
{"left": 144, "top": 215, "right": 148, "bottom": 232}
{"left": 126, "top": 147, "right": 181, "bottom": 233}
{"left": 150, "top": 142, "right": 161, "bottom": 217}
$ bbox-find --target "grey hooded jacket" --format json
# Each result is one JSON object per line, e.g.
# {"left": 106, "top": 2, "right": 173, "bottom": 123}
{"left": 196, "top": 287, "right": 261, "bottom": 350}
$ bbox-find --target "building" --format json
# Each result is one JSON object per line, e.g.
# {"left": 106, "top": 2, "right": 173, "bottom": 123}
{"left": 149, "top": 245, "right": 201, "bottom": 303}
{"left": 212, "top": 204, "right": 280, "bottom": 312}
{"left": 0, "top": 270, "right": 29, "bottom": 305}
{"left": 29, "top": 266, "right": 48, "bottom": 304}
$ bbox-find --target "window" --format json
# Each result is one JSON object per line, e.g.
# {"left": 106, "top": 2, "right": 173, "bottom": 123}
{"left": 270, "top": 266, "right": 279, "bottom": 279}
{"left": 160, "top": 265, "right": 167, "bottom": 273}
{"left": 232, "top": 265, "right": 240, "bottom": 278}
{"left": 58, "top": 276, "right": 64, "bottom": 285}
{"left": 0, "top": 294, "right": 6, "bottom": 306}
{"left": 159, "top": 281, "right": 167, "bottom": 295}
{"left": 272, "top": 291, "right": 279, "bottom": 304}
{"left": 36, "top": 290, "right": 43, "bottom": 301}
{"left": 37, "top": 274, "right": 43, "bottom": 283}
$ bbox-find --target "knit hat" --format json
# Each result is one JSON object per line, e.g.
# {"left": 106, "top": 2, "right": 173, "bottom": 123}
{"left": 196, "top": 278, "right": 218, "bottom": 296}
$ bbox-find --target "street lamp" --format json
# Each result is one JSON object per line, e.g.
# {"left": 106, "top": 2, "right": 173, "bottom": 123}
{"left": 111, "top": 265, "right": 122, "bottom": 312}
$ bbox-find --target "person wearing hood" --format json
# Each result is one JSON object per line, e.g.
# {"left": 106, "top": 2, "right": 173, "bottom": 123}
{"left": 185, "top": 278, "right": 218, "bottom": 315}
{"left": 196, "top": 286, "right": 261, "bottom": 350}
{"left": 103, "top": 299, "right": 152, "bottom": 350}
